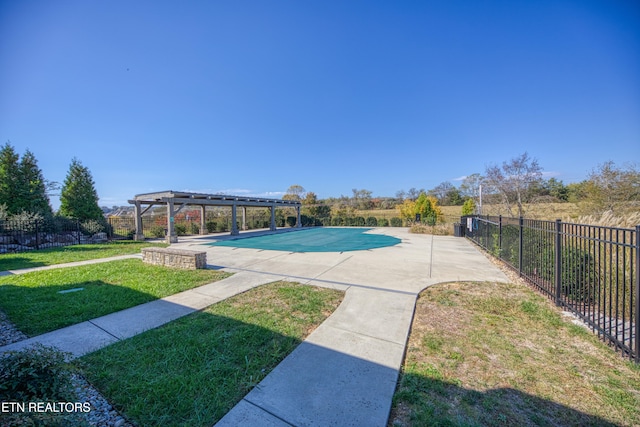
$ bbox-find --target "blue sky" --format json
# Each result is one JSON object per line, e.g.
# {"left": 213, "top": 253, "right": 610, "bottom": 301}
{"left": 1, "top": 1, "right": 639, "bottom": 209}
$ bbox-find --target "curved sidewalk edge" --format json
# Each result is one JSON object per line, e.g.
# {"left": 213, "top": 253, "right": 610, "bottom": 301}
{"left": 215, "top": 235, "right": 509, "bottom": 427}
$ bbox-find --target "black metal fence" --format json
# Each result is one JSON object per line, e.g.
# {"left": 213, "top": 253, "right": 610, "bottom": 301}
{"left": 462, "top": 215, "right": 639, "bottom": 362}
{"left": 0, "top": 218, "right": 109, "bottom": 253}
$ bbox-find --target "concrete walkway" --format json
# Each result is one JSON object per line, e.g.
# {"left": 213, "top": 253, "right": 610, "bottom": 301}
{"left": 0, "top": 269, "right": 279, "bottom": 358}
{"left": 0, "top": 254, "right": 141, "bottom": 277}
{"left": 175, "top": 229, "right": 508, "bottom": 427}
{"left": 0, "top": 229, "right": 509, "bottom": 426}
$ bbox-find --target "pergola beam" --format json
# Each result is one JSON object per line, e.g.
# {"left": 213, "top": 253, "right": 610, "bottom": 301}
{"left": 129, "top": 190, "right": 302, "bottom": 243}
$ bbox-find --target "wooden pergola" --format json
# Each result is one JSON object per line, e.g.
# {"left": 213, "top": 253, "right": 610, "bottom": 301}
{"left": 128, "top": 191, "right": 302, "bottom": 243}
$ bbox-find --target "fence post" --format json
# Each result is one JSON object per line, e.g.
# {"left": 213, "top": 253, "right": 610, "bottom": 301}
{"left": 498, "top": 215, "right": 503, "bottom": 258}
{"left": 555, "top": 219, "right": 562, "bottom": 307}
{"left": 635, "top": 225, "right": 640, "bottom": 363}
{"left": 519, "top": 216, "right": 523, "bottom": 277}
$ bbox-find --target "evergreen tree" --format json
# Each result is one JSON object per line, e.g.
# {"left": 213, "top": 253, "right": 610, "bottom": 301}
{"left": 18, "top": 149, "right": 53, "bottom": 217}
{"left": 0, "top": 142, "right": 22, "bottom": 214}
{"left": 59, "top": 158, "right": 103, "bottom": 221}
{"left": 461, "top": 198, "right": 476, "bottom": 216}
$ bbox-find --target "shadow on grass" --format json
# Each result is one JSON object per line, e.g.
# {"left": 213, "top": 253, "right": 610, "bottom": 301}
{"left": 392, "top": 372, "right": 620, "bottom": 427}
{"left": 79, "top": 311, "right": 302, "bottom": 426}
{"left": 0, "top": 282, "right": 161, "bottom": 337}
{"left": 77, "top": 282, "right": 347, "bottom": 427}
{"left": 0, "top": 242, "right": 157, "bottom": 272}
{"left": 0, "top": 257, "right": 48, "bottom": 272}
{"left": 1, "top": 295, "right": 615, "bottom": 427}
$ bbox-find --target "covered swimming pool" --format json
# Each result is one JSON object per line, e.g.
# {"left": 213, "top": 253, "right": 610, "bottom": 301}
{"left": 207, "top": 227, "right": 401, "bottom": 252}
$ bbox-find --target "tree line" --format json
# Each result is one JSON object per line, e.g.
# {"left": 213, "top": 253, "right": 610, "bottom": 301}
{"left": 3, "top": 142, "right": 635, "bottom": 227}
{"left": 0, "top": 142, "right": 103, "bottom": 223}
{"left": 285, "top": 152, "right": 639, "bottom": 220}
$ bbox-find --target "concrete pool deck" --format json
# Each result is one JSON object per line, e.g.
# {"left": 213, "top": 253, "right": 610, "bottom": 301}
{"left": 0, "top": 227, "right": 509, "bottom": 426}
{"left": 176, "top": 227, "right": 509, "bottom": 426}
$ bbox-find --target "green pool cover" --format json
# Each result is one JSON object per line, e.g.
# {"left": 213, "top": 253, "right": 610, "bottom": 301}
{"left": 208, "top": 227, "right": 401, "bottom": 252}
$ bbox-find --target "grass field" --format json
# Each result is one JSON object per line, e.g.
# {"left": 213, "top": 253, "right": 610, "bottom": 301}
{"left": 0, "top": 241, "right": 166, "bottom": 272}
{"left": 0, "top": 259, "right": 230, "bottom": 336}
{"left": 361, "top": 203, "right": 584, "bottom": 224}
{"left": 80, "top": 281, "right": 344, "bottom": 427}
{"left": 389, "top": 279, "right": 640, "bottom": 426}
{"left": 357, "top": 202, "right": 640, "bottom": 226}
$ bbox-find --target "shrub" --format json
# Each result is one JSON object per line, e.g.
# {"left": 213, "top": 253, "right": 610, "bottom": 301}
{"left": 206, "top": 220, "right": 217, "bottom": 233}
{"left": 0, "top": 344, "right": 86, "bottom": 426}
{"left": 286, "top": 216, "right": 297, "bottom": 227}
{"left": 80, "top": 219, "right": 105, "bottom": 235}
{"left": 366, "top": 217, "right": 378, "bottom": 226}
{"left": 462, "top": 198, "right": 476, "bottom": 216}
{"left": 410, "top": 223, "right": 453, "bottom": 236}
{"left": 410, "top": 224, "right": 430, "bottom": 234}
{"left": 0, "top": 344, "right": 74, "bottom": 401}
{"left": 300, "top": 214, "right": 313, "bottom": 227}
{"left": 424, "top": 213, "right": 437, "bottom": 226}
{"left": 390, "top": 217, "right": 403, "bottom": 227}
{"left": 174, "top": 223, "right": 187, "bottom": 236}
{"left": 216, "top": 221, "right": 228, "bottom": 232}
{"left": 189, "top": 222, "right": 200, "bottom": 235}
{"left": 150, "top": 226, "right": 166, "bottom": 238}
{"left": 4, "top": 211, "right": 44, "bottom": 233}
{"left": 354, "top": 216, "right": 366, "bottom": 226}
{"left": 331, "top": 217, "right": 344, "bottom": 226}
{"left": 377, "top": 218, "right": 389, "bottom": 227}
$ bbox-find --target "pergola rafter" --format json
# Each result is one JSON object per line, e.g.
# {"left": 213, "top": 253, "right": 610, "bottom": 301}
{"left": 128, "top": 191, "right": 302, "bottom": 243}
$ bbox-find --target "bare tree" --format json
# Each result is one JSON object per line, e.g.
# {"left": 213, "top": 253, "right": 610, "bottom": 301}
{"left": 581, "top": 161, "right": 640, "bottom": 215}
{"left": 484, "top": 152, "right": 543, "bottom": 217}
{"left": 351, "top": 188, "right": 373, "bottom": 210}
{"left": 459, "top": 173, "right": 484, "bottom": 214}
{"left": 406, "top": 187, "right": 424, "bottom": 200}
{"left": 429, "top": 182, "right": 454, "bottom": 203}
{"left": 459, "top": 173, "right": 483, "bottom": 199}
{"left": 283, "top": 184, "right": 306, "bottom": 201}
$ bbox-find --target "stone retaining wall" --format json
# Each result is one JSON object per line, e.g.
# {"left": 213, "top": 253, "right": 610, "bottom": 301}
{"left": 141, "top": 247, "right": 207, "bottom": 269}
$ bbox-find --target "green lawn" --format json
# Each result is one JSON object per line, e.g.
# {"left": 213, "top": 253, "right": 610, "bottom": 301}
{"left": 389, "top": 281, "right": 640, "bottom": 427}
{"left": 80, "top": 281, "right": 344, "bottom": 427}
{"left": 0, "top": 259, "right": 230, "bottom": 336}
{"left": 0, "top": 241, "right": 166, "bottom": 271}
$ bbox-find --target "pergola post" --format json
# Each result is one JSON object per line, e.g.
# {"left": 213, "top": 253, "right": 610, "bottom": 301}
{"left": 130, "top": 191, "right": 301, "bottom": 239}
{"left": 231, "top": 204, "right": 239, "bottom": 235}
{"left": 242, "top": 206, "right": 247, "bottom": 230}
{"left": 166, "top": 200, "right": 178, "bottom": 244}
{"left": 199, "top": 205, "right": 206, "bottom": 235}
{"left": 270, "top": 204, "right": 276, "bottom": 231}
{"left": 133, "top": 201, "right": 145, "bottom": 241}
